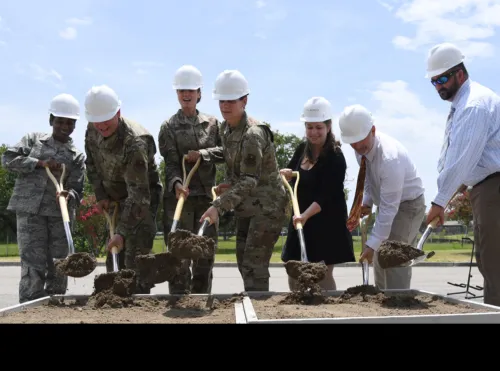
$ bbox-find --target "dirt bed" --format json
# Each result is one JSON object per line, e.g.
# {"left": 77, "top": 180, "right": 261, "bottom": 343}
{"left": 0, "top": 295, "right": 243, "bottom": 324}
{"left": 249, "top": 291, "right": 496, "bottom": 320}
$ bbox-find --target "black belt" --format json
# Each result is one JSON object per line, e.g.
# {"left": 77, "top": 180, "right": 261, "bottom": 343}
{"left": 474, "top": 172, "right": 500, "bottom": 188}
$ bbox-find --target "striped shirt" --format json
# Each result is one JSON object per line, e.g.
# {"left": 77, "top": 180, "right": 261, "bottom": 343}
{"left": 356, "top": 132, "right": 425, "bottom": 251}
{"left": 434, "top": 79, "right": 500, "bottom": 207}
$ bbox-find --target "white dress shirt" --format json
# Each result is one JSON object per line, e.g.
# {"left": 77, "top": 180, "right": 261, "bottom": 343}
{"left": 434, "top": 79, "right": 500, "bottom": 207}
{"left": 355, "top": 131, "right": 425, "bottom": 251}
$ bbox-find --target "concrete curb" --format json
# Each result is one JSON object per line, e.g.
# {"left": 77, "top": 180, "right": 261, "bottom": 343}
{"left": 0, "top": 261, "right": 477, "bottom": 267}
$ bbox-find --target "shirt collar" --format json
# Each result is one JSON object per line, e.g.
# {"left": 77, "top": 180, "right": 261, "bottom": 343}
{"left": 451, "top": 78, "right": 471, "bottom": 109}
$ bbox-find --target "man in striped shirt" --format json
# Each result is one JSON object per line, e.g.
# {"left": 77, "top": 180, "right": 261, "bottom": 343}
{"left": 425, "top": 42, "right": 500, "bottom": 307}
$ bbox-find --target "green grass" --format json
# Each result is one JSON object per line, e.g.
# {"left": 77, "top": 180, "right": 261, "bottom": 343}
{"left": 0, "top": 234, "right": 475, "bottom": 263}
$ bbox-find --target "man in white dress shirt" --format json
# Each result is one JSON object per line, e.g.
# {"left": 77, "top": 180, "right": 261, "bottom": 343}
{"left": 425, "top": 42, "right": 500, "bottom": 306}
{"left": 339, "top": 104, "right": 426, "bottom": 290}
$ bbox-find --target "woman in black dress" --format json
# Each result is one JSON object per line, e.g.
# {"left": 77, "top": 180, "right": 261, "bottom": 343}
{"left": 280, "top": 97, "right": 355, "bottom": 290}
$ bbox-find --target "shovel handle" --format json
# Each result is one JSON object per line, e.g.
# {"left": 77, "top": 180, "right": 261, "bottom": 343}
{"left": 172, "top": 156, "right": 202, "bottom": 224}
{"left": 45, "top": 165, "right": 70, "bottom": 222}
{"left": 281, "top": 171, "right": 302, "bottom": 229}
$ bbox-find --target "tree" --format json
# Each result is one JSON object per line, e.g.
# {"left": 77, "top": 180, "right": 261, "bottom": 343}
{"left": 445, "top": 190, "right": 473, "bottom": 234}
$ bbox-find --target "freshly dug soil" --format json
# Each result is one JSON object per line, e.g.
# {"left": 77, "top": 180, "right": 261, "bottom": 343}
{"left": 167, "top": 229, "right": 216, "bottom": 260}
{"left": 285, "top": 261, "right": 327, "bottom": 289}
{"left": 250, "top": 292, "right": 497, "bottom": 320}
{"left": 135, "top": 254, "right": 157, "bottom": 287}
{"left": 0, "top": 295, "right": 244, "bottom": 324}
{"left": 91, "top": 269, "right": 136, "bottom": 308}
{"left": 377, "top": 240, "right": 426, "bottom": 269}
{"left": 154, "top": 252, "right": 182, "bottom": 284}
{"left": 54, "top": 252, "right": 97, "bottom": 278}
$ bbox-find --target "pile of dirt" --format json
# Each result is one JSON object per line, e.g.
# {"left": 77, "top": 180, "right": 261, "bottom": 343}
{"left": 283, "top": 260, "right": 329, "bottom": 304}
{"left": 90, "top": 269, "right": 136, "bottom": 308}
{"left": 54, "top": 252, "right": 97, "bottom": 278}
{"left": 167, "top": 229, "right": 216, "bottom": 260}
{"left": 376, "top": 240, "right": 426, "bottom": 269}
{"left": 338, "top": 284, "right": 381, "bottom": 302}
{"left": 134, "top": 251, "right": 183, "bottom": 285}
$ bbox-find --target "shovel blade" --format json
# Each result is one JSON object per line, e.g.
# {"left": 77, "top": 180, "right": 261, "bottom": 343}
{"left": 63, "top": 221, "right": 75, "bottom": 255}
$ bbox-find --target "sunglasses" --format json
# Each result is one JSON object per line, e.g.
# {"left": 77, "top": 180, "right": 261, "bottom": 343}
{"left": 431, "top": 69, "right": 460, "bottom": 86}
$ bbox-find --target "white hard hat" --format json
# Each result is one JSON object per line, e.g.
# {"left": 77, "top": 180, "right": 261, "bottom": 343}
{"left": 338, "top": 104, "right": 374, "bottom": 144}
{"left": 173, "top": 65, "right": 203, "bottom": 90}
{"left": 84, "top": 85, "right": 121, "bottom": 123}
{"left": 48, "top": 93, "right": 80, "bottom": 120}
{"left": 300, "top": 96, "right": 332, "bottom": 122}
{"left": 425, "top": 42, "right": 465, "bottom": 78}
{"left": 212, "top": 70, "right": 250, "bottom": 100}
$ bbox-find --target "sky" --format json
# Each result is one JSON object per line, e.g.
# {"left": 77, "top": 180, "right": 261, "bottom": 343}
{"left": 1, "top": 0, "right": 500, "bottom": 213}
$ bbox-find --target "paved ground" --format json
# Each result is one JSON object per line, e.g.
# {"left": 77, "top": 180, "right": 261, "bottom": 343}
{"left": 0, "top": 264, "right": 487, "bottom": 309}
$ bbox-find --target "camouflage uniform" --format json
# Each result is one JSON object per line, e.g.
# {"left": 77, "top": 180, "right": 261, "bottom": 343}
{"left": 212, "top": 112, "right": 288, "bottom": 292}
{"left": 84, "top": 117, "right": 163, "bottom": 293}
{"left": 1, "top": 133, "right": 85, "bottom": 303}
{"left": 158, "top": 109, "right": 224, "bottom": 294}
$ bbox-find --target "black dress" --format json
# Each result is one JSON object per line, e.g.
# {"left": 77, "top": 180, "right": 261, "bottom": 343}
{"left": 281, "top": 142, "right": 355, "bottom": 265}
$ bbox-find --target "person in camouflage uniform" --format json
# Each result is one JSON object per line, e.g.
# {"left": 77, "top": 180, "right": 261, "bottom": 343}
{"left": 83, "top": 85, "right": 162, "bottom": 294}
{"left": 158, "top": 65, "right": 224, "bottom": 294}
{"left": 200, "top": 70, "right": 288, "bottom": 292}
{"left": 1, "top": 93, "right": 85, "bottom": 303}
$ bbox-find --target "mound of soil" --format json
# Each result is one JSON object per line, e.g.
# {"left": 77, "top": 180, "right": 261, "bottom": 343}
{"left": 167, "top": 229, "right": 216, "bottom": 260}
{"left": 377, "top": 240, "right": 426, "bottom": 269}
{"left": 54, "top": 252, "right": 97, "bottom": 278}
{"left": 90, "top": 269, "right": 136, "bottom": 308}
{"left": 285, "top": 261, "right": 327, "bottom": 287}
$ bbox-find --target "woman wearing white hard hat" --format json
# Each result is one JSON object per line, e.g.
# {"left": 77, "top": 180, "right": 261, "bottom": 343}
{"left": 1, "top": 93, "right": 85, "bottom": 303}
{"left": 158, "top": 64, "right": 224, "bottom": 295}
{"left": 280, "top": 97, "right": 355, "bottom": 290}
{"left": 199, "top": 69, "right": 288, "bottom": 292}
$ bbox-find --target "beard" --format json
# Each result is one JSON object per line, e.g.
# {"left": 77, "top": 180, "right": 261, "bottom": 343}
{"left": 438, "top": 79, "right": 459, "bottom": 100}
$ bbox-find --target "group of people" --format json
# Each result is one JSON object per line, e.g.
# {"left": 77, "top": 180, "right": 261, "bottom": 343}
{"left": 3, "top": 41, "right": 500, "bottom": 308}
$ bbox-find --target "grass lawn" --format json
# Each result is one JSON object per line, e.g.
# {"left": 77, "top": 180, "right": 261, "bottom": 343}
{"left": 0, "top": 235, "right": 476, "bottom": 263}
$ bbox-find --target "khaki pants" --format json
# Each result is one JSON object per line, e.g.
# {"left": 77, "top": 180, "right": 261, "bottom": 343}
{"left": 470, "top": 175, "right": 500, "bottom": 307}
{"left": 373, "top": 194, "right": 426, "bottom": 290}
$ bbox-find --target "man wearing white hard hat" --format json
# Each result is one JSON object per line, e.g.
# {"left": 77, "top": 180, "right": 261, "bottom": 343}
{"left": 84, "top": 84, "right": 163, "bottom": 294}
{"left": 2, "top": 93, "right": 85, "bottom": 303}
{"left": 339, "top": 104, "right": 425, "bottom": 290}
{"left": 425, "top": 42, "right": 500, "bottom": 306}
{"left": 158, "top": 65, "right": 224, "bottom": 294}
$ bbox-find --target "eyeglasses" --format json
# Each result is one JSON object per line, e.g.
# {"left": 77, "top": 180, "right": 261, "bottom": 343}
{"left": 431, "top": 70, "right": 460, "bottom": 86}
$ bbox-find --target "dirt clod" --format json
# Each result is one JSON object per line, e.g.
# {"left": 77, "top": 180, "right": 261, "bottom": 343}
{"left": 54, "top": 252, "right": 97, "bottom": 278}
{"left": 377, "top": 240, "right": 426, "bottom": 269}
{"left": 167, "top": 229, "right": 216, "bottom": 260}
{"left": 91, "top": 269, "right": 136, "bottom": 308}
{"left": 284, "top": 260, "right": 328, "bottom": 304}
{"left": 154, "top": 252, "right": 182, "bottom": 284}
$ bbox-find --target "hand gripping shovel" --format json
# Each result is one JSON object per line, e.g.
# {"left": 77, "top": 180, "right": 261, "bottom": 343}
{"left": 398, "top": 190, "right": 461, "bottom": 267}
{"left": 281, "top": 171, "right": 327, "bottom": 286}
{"left": 47, "top": 164, "right": 97, "bottom": 278}
{"left": 378, "top": 189, "right": 461, "bottom": 269}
